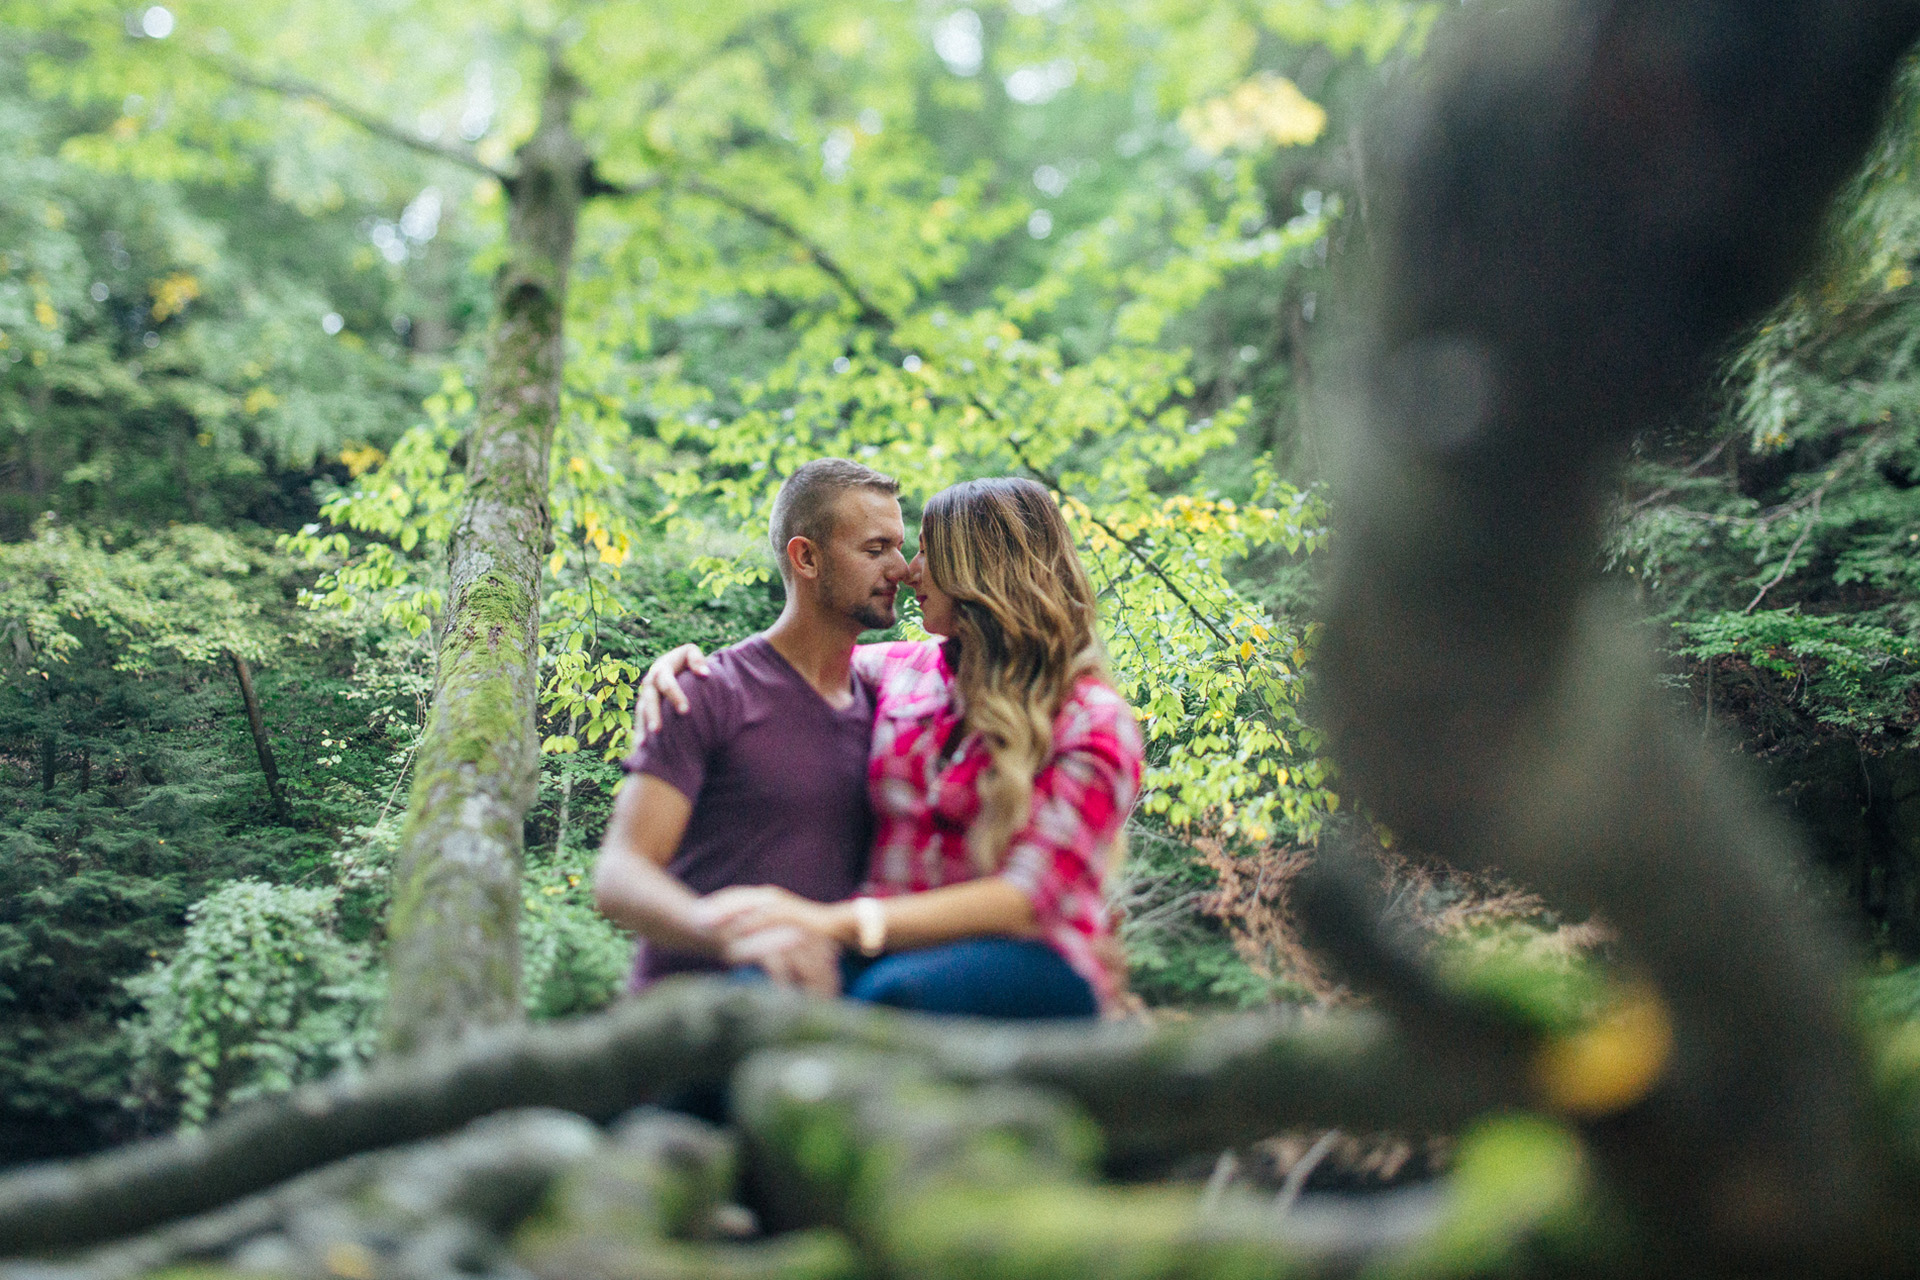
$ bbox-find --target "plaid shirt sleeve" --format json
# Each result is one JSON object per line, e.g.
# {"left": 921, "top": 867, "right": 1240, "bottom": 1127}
{"left": 999, "top": 682, "right": 1144, "bottom": 939}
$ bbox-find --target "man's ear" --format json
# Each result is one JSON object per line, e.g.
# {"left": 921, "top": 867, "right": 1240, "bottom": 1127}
{"left": 786, "top": 535, "right": 822, "bottom": 582}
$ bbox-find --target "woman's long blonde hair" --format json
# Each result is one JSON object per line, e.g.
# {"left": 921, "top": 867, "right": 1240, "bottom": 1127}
{"left": 921, "top": 477, "right": 1107, "bottom": 872}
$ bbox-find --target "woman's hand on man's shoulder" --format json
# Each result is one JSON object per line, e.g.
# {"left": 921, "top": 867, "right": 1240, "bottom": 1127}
{"left": 632, "top": 643, "right": 711, "bottom": 744}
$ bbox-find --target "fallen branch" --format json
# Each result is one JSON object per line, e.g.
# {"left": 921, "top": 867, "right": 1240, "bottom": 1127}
{"left": 0, "top": 980, "right": 1533, "bottom": 1258}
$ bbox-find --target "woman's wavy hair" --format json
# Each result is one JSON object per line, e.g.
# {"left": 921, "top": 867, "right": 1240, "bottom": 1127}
{"left": 921, "top": 477, "right": 1109, "bottom": 872}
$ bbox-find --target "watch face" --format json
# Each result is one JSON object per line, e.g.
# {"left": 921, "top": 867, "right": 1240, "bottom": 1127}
{"left": 854, "top": 897, "right": 887, "bottom": 956}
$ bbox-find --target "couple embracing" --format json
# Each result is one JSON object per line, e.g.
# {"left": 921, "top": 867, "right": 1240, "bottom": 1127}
{"left": 592, "top": 458, "right": 1142, "bottom": 1020}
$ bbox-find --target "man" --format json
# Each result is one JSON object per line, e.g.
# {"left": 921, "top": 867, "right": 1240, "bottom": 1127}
{"left": 592, "top": 458, "right": 908, "bottom": 994}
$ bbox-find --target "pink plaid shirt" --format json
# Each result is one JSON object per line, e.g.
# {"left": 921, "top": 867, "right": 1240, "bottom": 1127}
{"left": 851, "top": 640, "right": 1143, "bottom": 1010}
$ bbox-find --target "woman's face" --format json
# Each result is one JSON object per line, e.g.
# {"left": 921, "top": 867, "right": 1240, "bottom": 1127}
{"left": 907, "top": 544, "right": 958, "bottom": 637}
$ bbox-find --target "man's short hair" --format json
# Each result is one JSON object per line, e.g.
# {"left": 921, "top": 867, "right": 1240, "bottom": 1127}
{"left": 768, "top": 458, "right": 900, "bottom": 581}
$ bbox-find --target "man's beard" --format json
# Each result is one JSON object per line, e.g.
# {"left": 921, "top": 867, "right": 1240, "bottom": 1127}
{"left": 825, "top": 565, "right": 897, "bottom": 631}
{"left": 850, "top": 595, "right": 896, "bottom": 632}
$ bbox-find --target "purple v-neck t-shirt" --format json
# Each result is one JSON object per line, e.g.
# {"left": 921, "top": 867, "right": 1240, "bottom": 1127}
{"left": 620, "top": 634, "right": 875, "bottom": 985}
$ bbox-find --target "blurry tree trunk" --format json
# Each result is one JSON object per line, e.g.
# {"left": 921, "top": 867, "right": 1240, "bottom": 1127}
{"left": 381, "top": 60, "right": 587, "bottom": 1056}
{"left": 226, "top": 651, "right": 289, "bottom": 824}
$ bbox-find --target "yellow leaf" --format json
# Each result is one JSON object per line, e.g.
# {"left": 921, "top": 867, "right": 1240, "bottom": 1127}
{"left": 338, "top": 442, "right": 383, "bottom": 475}
{"left": 1238, "top": 641, "right": 1254, "bottom": 660}
{"left": 33, "top": 300, "right": 56, "bottom": 329}
{"left": 323, "top": 1242, "right": 377, "bottom": 1280}
{"left": 1179, "top": 74, "right": 1327, "bottom": 155}
{"left": 1532, "top": 982, "right": 1674, "bottom": 1117}
{"left": 568, "top": 455, "right": 589, "bottom": 475}
{"left": 1890, "top": 265, "right": 1913, "bottom": 291}
{"left": 149, "top": 272, "right": 200, "bottom": 322}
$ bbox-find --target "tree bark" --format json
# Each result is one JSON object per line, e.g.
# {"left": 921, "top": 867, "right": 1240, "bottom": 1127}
{"left": 227, "top": 651, "right": 290, "bottom": 824}
{"left": 0, "top": 981, "right": 1532, "bottom": 1257}
{"left": 1313, "top": 1, "right": 1920, "bottom": 1265}
{"left": 381, "top": 59, "right": 588, "bottom": 1056}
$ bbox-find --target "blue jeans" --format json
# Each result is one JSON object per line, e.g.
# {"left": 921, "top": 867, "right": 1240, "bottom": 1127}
{"left": 841, "top": 937, "right": 1098, "bottom": 1019}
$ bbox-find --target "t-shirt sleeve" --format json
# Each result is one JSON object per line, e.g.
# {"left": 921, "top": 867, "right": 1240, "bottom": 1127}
{"left": 620, "top": 665, "right": 735, "bottom": 802}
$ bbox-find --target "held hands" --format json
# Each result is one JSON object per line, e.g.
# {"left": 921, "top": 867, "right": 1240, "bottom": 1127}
{"left": 631, "top": 644, "right": 711, "bottom": 745}
{"left": 689, "top": 885, "right": 845, "bottom": 997}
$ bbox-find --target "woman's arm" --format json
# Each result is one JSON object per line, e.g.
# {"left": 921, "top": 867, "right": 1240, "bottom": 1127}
{"left": 699, "top": 877, "right": 1038, "bottom": 953}
{"left": 836, "top": 878, "right": 1039, "bottom": 950}
{"left": 634, "top": 640, "right": 908, "bottom": 740}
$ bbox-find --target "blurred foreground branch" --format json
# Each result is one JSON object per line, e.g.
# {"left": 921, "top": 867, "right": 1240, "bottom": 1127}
{"left": 0, "top": 980, "right": 1535, "bottom": 1257}
{"left": 1314, "top": 0, "right": 1920, "bottom": 1270}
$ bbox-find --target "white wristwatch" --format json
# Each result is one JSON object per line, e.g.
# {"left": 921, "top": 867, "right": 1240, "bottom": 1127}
{"left": 852, "top": 896, "right": 888, "bottom": 957}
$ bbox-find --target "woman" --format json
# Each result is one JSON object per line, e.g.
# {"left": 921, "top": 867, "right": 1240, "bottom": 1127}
{"left": 639, "top": 477, "right": 1142, "bottom": 1018}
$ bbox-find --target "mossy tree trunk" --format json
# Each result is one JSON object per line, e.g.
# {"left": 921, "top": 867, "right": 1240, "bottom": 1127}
{"left": 381, "top": 60, "right": 589, "bottom": 1056}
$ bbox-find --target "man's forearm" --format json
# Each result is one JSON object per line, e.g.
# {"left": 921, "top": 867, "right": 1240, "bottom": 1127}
{"left": 592, "top": 774, "right": 718, "bottom": 955}
{"left": 592, "top": 850, "right": 720, "bottom": 956}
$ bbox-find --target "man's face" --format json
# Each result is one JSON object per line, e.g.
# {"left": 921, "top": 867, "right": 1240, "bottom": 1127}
{"left": 813, "top": 488, "right": 909, "bottom": 631}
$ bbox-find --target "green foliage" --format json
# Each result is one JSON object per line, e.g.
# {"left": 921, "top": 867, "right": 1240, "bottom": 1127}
{"left": 1109, "top": 825, "right": 1278, "bottom": 1009}
{"left": 519, "top": 850, "right": 629, "bottom": 1021}
{"left": 1605, "top": 56, "right": 1920, "bottom": 952}
{"left": 0, "top": 630, "right": 305, "bottom": 1149}
{"left": 1615, "top": 59, "right": 1920, "bottom": 748}
{"left": 1676, "top": 609, "right": 1920, "bottom": 739}
{"left": 1433, "top": 924, "right": 1611, "bottom": 1038}
{"left": 0, "top": 518, "right": 290, "bottom": 670}
{"left": 122, "top": 880, "right": 381, "bottom": 1128}
{"left": 0, "top": 0, "right": 1455, "bottom": 1140}
{"left": 0, "top": 34, "right": 453, "bottom": 541}
{"left": 1863, "top": 961, "right": 1920, "bottom": 1025}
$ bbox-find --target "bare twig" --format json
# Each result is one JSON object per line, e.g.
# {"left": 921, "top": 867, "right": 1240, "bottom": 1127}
{"left": 1743, "top": 486, "right": 1825, "bottom": 614}
{"left": 1740, "top": 438, "right": 1879, "bottom": 613}
{"left": 1628, "top": 435, "right": 1733, "bottom": 512}
{"left": 683, "top": 177, "right": 893, "bottom": 326}
{"left": 1198, "top": 1150, "right": 1241, "bottom": 1217}
{"left": 1274, "top": 1129, "right": 1342, "bottom": 1218}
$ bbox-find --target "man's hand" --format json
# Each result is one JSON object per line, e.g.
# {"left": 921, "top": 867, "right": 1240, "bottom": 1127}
{"left": 632, "top": 643, "right": 711, "bottom": 744}
{"left": 691, "top": 886, "right": 846, "bottom": 996}
{"left": 720, "top": 924, "right": 842, "bottom": 996}
{"left": 694, "top": 884, "right": 841, "bottom": 942}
